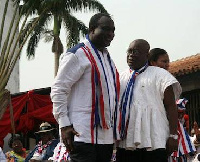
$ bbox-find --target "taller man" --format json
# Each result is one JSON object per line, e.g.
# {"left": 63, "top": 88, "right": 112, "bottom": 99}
{"left": 51, "top": 13, "right": 119, "bottom": 162}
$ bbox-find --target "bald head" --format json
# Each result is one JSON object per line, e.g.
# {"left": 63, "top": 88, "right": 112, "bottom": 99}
{"left": 127, "top": 39, "right": 150, "bottom": 70}
{"left": 131, "top": 39, "right": 150, "bottom": 52}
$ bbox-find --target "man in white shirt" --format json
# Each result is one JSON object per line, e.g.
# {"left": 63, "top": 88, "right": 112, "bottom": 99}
{"left": 51, "top": 13, "right": 119, "bottom": 162}
{"left": 115, "top": 39, "right": 182, "bottom": 162}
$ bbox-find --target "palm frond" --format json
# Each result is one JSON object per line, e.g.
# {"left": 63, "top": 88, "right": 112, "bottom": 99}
{"left": 63, "top": 13, "right": 88, "bottom": 48}
{"left": 19, "top": 0, "right": 43, "bottom": 16}
{"left": 43, "top": 30, "right": 54, "bottom": 43}
{"left": 66, "top": 0, "right": 108, "bottom": 13}
{"left": 0, "top": 0, "right": 9, "bottom": 49}
{"left": 25, "top": 13, "right": 52, "bottom": 59}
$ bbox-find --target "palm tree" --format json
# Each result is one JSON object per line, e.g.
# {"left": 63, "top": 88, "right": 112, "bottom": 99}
{"left": 22, "top": 0, "right": 108, "bottom": 76}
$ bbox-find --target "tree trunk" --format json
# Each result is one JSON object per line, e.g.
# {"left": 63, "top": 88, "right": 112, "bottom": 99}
{"left": 52, "top": 16, "right": 62, "bottom": 77}
{"left": 54, "top": 52, "right": 60, "bottom": 77}
{"left": 52, "top": 36, "right": 63, "bottom": 77}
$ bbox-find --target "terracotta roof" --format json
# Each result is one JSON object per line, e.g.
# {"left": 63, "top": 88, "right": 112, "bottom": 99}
{"left": 169, "top": 54, "right": 200, "bottom": 76}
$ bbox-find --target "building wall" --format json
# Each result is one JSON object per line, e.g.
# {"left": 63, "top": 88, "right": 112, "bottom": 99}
{"left": 176, "top": 71, "right": 200, "bottom": 133}
{"left": 176, "top": 72, "right": 200, "bottom": 93}
{"left": 0, "top": 0, "right": 20, "bottom": 94}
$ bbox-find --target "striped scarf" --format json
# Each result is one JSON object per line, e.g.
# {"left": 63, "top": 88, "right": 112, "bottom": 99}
{"left": 55, "top": 145, "right": 69, "bottom": 161}
{"left": 168, "top": 155, "right": 187, "bottom": 162}
{"left": 37, "top": 140, "right": 52, "bottom": 154}
{"left": 118, "top": 64, "right": 148, "bottom": 139}
{"left": 169, "top": 121, "right": 196, "bottom": 161}
{"left": 81, "top": 35, "right": 120, "bottom": 143}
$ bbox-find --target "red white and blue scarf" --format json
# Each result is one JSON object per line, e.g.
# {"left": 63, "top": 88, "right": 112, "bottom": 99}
{"left": 55, "top": 145, "right": 70, "bottom": 161}
{"left": 168, "top": 155, "right": 187, "bottom": 162}
{"left": 81, "top": 35, "right": 120, "bottom": 143}
{"left": 37, "top": 140, "right": 52, "bottom": 154}
{"left": 117, "top": 64, "right": 148, "bottom": 139}
{"left": 169, "top": 121, "right": 196, "bottom": 161}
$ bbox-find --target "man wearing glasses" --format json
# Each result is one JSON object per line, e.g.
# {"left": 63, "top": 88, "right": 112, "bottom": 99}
{"left": 115, "top": 39, "right": 182, "bottom": 162}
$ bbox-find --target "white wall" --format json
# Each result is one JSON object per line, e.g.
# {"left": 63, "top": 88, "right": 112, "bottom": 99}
{"left": 0, "top": 0, "right": 20, "bottom": 94}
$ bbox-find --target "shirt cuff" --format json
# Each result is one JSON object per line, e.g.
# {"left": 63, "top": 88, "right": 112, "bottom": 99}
{"left": 58, "top": 116, "right": 71, "bottom": 128}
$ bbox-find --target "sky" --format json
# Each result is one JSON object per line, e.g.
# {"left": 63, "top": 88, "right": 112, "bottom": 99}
{"left": 20, "top": 0, "right": 200, "bottom": 92}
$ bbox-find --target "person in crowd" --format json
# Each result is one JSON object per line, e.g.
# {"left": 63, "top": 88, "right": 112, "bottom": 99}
{"left": 115, "top": 40, "right": 181, "bottom": 162}
{"left": 170, "top": 98, "right": 196, "bottom": 162}
{"left": 0, "top": 146, "right": 6, "bottom": 162}
{"left": 191, "top": 125, "right": 196, "bottom": 137}
{"left": 48, "top": 142, "right": 70, "bottom": 162}
{"left": 51, "top": 13, "right": 119, "bottom": 162}
{"left": 187, "top": 122, "right": 200, "bottom": 162}
{"left": 6, "top": 134, "right": 27, "bottom": 162}
{"left": 25, "top": 122, "right": 59, "bottom": 162}
{"left": 177, "top": 98, "right": 190, "bottom": 133}
{"left": 148, "top": 47, "right": 170, "bottom": 70}
{"left": 149, "top": 49, "right": 190, "bottom": 133}
{"left": 148, "top": 48, "right": 195, "bottom": 161}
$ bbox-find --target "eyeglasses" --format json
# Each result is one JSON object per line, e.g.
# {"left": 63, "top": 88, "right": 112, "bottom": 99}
{"left": 127, "top": 49, "right": 140, "bottom": 55}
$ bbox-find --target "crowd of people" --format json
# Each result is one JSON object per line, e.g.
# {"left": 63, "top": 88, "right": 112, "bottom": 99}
{"left": 0, "top": 13, "right": 200, "bottom": 162}
{"left": 0, "top": 122, "right": 70, "bottom": 162}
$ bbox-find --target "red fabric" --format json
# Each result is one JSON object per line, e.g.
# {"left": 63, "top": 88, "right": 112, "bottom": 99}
{"left": 184, "top": 114, "right": 189, "bottom": 121}
{"left": 0, "top": 90, "right": 56, "bottom": 148}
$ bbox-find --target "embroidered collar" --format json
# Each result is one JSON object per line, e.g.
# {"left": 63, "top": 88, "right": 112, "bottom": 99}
{"left": 37, "top": 140, "right": 53, "bottom": 154}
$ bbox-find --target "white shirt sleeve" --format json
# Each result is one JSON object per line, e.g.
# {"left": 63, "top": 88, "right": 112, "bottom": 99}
{"left": 51, "top": 52, "right": 85, "bottom": 128}
{"left": 0, "top": 147, "right": 6, "bottom": 162}
{"left": 156, "top": 68, "right": 182, "bottom": 100}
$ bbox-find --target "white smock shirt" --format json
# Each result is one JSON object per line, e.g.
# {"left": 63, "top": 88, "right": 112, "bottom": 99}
{"left": 119, "top": 66, "right": 182, "bottom": 151}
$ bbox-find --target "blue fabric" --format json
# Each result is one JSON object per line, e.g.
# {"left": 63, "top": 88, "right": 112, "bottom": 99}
{"left": 25, "top": 139, "right": 59, "bottom": 162}
{"left": 67, "top": 43, "right": 85, "bottom": 54}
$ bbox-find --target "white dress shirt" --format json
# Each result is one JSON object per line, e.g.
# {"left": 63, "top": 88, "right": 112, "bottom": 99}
{"left": 51, "top": 38, "right": 118, "bottom": 144}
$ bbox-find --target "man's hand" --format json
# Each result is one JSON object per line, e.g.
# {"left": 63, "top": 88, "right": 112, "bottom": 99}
{"left": 61, "top": 125, "right": 79, "bottom": 152}
{"left": 166, "top": 137, "right": 178, "bottom": 155}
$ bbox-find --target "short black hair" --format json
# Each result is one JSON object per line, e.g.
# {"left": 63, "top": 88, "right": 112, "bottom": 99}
{"left": 132, "top": 39, "right": 150, "bottom": 52}
{"left": 89, "top": 13, "right": 112, "bottom": 32}
{"left": 148, "top": 48, "right": 167, "bottom": 63}
{"left": 8, "top": 134, "right": 22, "bottom": 148}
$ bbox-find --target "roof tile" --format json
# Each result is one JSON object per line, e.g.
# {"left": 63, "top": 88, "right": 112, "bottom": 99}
{"left": 169, "top": 53, "right": 200, "bottom": 76}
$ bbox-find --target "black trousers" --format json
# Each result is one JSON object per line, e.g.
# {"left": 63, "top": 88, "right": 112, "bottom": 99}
{"left": 69, "top": 142, "right": 114, "bottom": 162}
{"left": 116, "top": 148, "right": 168, "bottom": 162}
